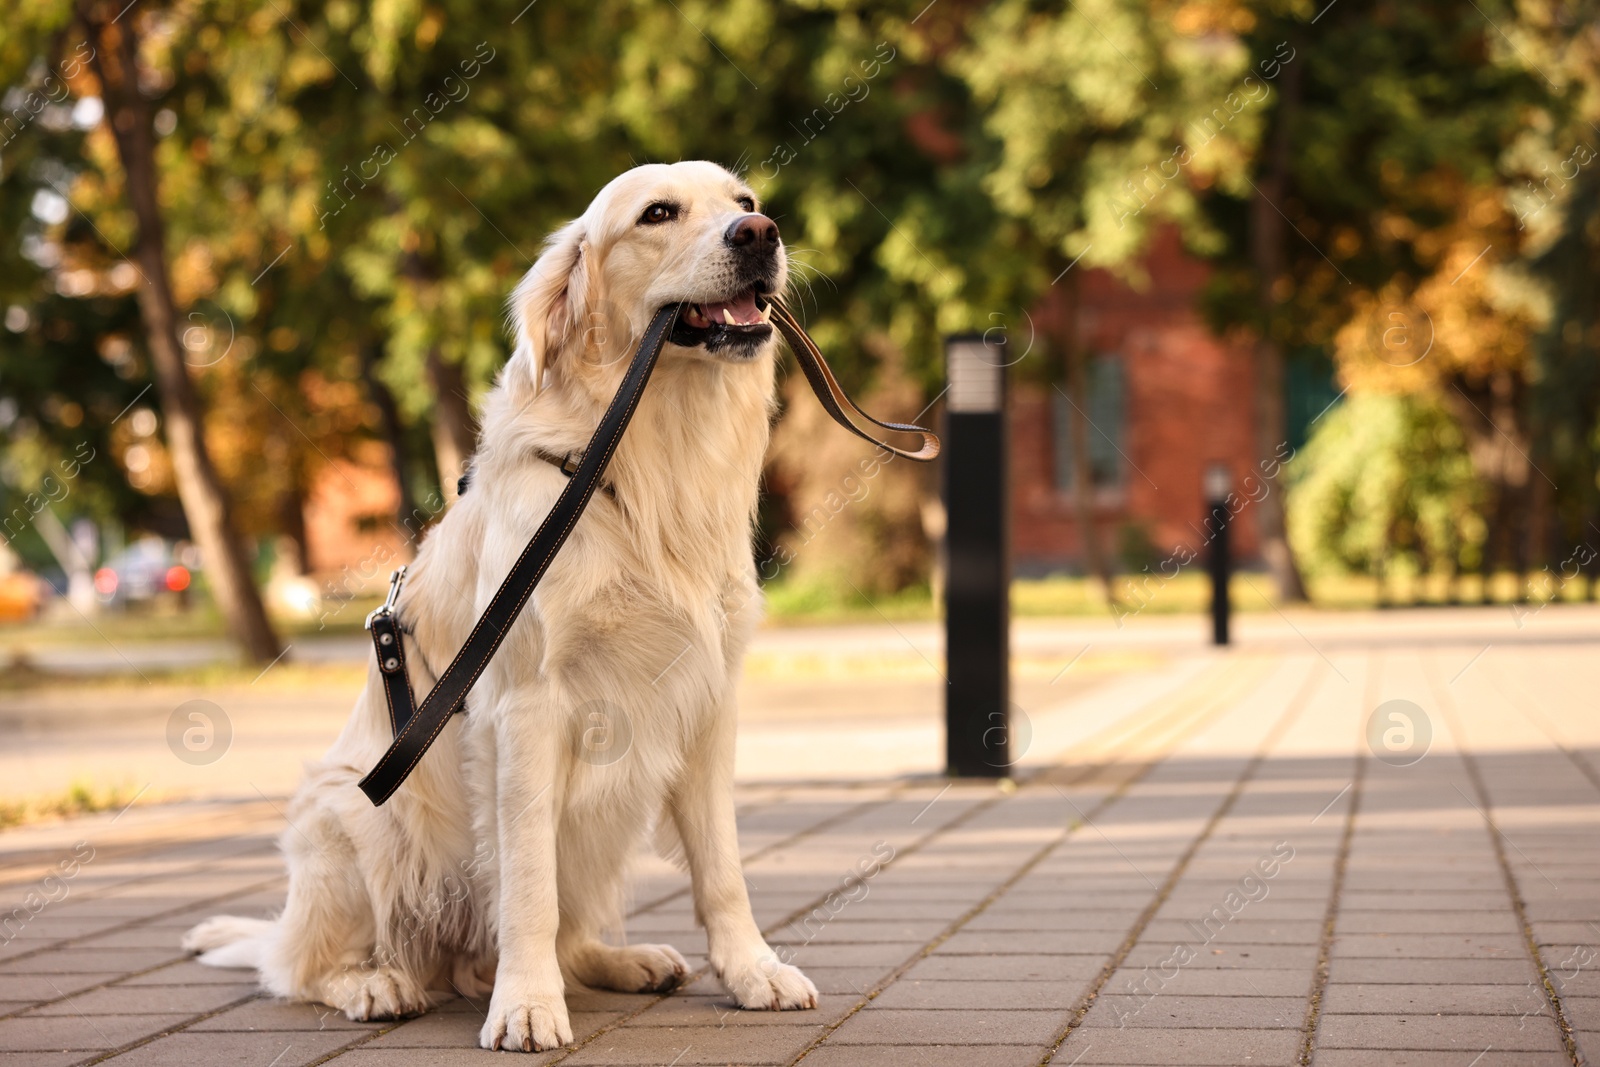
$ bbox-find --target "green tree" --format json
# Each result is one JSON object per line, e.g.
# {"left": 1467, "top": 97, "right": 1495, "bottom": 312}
{"left": 1200, "top": 0, "right": 1546, "bottom": 600}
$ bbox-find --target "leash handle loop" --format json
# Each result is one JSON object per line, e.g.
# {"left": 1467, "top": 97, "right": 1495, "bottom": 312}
{"left": 768, "top": 298, "right": 941, "bottom": 462}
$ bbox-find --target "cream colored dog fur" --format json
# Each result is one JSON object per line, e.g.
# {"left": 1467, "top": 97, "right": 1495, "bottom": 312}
{"left": 182, "top": 161, "right": 817, "bottom": 1052}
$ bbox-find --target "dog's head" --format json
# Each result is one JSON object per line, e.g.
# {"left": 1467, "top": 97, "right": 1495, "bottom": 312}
{"left": 509, "top": 161, "right": 786, "bottom": 394}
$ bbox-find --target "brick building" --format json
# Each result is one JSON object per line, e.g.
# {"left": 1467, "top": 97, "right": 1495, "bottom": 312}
{"left": 1009, "top": 227, "right": 1335, "bottom": 575}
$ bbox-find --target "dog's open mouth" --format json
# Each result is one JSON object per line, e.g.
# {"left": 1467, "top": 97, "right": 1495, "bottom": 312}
{"left": 670, "top": 288, "right": 774, "bottom": 355}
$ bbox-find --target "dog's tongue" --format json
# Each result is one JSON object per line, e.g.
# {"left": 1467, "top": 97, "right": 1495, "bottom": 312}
{"left": 698, "top": 291, "right": 763, "bottom": 326}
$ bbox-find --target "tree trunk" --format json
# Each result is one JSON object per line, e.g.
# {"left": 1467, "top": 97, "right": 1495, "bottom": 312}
{"left": 359, "top": 339, "right": 423, "bottom": 547}
{"left": 275, "top": 482, "right": 310, "bottom": 576}
{"left": 1249, "top": 40, "right": 1311, "bottom": 605}
{"left": 426, "top": 347, "right": 476, "bottom": 504}
{"left": 1055, "top": 274, "right": 1116, "bottom": 605}
{"left": 84, "top": 6, "right": 281, "bottom": 662}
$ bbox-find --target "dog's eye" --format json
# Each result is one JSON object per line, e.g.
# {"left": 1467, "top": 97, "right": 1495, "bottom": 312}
{"left": 736, "top": 196, "right": 755, "bottom": 212}
{"left": 639, "top": 202, "right": 678, "bottom": 225}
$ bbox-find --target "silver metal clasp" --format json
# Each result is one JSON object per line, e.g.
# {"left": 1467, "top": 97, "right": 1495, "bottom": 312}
{"left": 365, "top": 565, "right": 408, "bottom": 630}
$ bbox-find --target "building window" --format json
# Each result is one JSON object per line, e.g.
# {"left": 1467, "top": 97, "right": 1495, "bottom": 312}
{"left": 1053, "top": 354, "right": 1126, "bottom": 493}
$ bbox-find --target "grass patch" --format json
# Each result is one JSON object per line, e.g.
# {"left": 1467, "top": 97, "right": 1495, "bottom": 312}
{"left": 0, "top": 781, "right": 147, "bottom": 831}
{"left": 764, "top": 570, "right": 1599, "bottom": 624}
{"left": 0, "top": 596, "right": 386, "bottom": 648}
{"left": 762, "top": 579, "right": 937, "bottom": 624}
{"left": 0, "top": 653, "right": 366, "bottom": 693}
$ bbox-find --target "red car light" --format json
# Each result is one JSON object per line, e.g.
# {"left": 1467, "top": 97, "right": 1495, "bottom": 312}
{"left": 165, "top": 565, "right": 191, "bottom": 592}
{"left": 94, "top": 568, "right": 118, "bottom": 595}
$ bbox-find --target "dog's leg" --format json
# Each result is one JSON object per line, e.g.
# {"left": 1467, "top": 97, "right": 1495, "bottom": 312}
{"left": 479, "top": 703, "right": 573, "bottom": 1053}
{"left": 269, "top": 784, "right": 430, "bottom": 1021}
{"left": 670, "top": 701, "right": 817, "bottom": 1011}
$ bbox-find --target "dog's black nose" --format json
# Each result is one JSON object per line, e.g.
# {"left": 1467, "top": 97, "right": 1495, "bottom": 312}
{"left": 725, "top": 213, "right": 779, "bottom": 252}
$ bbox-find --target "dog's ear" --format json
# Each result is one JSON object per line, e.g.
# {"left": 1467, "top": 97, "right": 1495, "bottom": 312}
{"left": 508, "top": 219, "right": 593, "bottom": 396}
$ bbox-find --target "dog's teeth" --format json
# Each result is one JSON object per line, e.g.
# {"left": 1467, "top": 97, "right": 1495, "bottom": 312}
{"left": 723, "top": 308, "right": 736, "bottom": 325}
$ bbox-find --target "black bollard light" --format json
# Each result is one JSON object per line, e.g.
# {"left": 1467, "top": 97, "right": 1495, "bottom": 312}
{"left": 1205, "top": 462, "right": 1231, "bottom": 647}
{"left": 943, "top": 333, "right": 1009, "bottom": 777}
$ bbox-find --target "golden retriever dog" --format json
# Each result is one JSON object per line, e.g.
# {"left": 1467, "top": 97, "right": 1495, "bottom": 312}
{"left": 183, "top": 161, "right": 818, "bottom": 1052}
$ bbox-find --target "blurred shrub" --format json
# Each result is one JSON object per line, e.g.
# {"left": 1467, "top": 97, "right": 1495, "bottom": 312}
{"left": 1288, "top": 395, "right": 1486, "bottom": 578}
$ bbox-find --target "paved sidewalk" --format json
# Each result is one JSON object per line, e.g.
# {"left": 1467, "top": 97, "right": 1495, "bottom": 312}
{"left": 1, "top": 619, "right": 1597, "bottom": 1065}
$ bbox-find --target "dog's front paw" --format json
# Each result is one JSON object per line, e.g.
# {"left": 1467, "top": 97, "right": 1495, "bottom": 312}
{"left": 720, "top": 954, "right": 818, "bottom": 1011}
{"left": 479, "top": 985, "right": 572, "bottom": 1052}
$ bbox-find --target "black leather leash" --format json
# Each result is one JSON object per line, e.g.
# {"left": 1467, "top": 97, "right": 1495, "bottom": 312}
{"left": 358, "top": 304, "right": 679, "bottom": 805}
{"left": 358, "top": 298, "right": 940, "bottom": 806}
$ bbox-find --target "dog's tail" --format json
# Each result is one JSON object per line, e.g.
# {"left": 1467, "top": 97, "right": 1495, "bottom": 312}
{"left": 181, "top": 915, "right": 275, "bottom": 970}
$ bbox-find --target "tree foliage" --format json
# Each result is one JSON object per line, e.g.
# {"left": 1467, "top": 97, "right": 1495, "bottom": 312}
{"left": 2, "top": 0, "right": 1597, "bottom": 622}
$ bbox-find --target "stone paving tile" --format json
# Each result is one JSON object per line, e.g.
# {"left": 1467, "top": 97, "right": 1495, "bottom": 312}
{"left": 1334, "top": 909, "right": 1521, "bottom": 934}
{"left": 335, "top": 1051, "right": 560, "bottom": 1066}
{"left": 0, "top": 1011, "right": 192, "bottom": 1051}
{"left": 824, "top": 1007, "right": 1067, "bottom": 1045}
{"left": 361, "top": 1008, "right": 621, "bottom": 1048}
{"left": 0, "top": 972, "right": 120, "bottom": 1002}
{"left": 1320, "top": 981, "right": 1553, "bottom": 1014}
{"left": 1105, "top": 966, "right": 1313, "bottom": 998}
{"left": 767, "top": 919, "right": 948, "bottom": 945}
{"left": 963, "top": 908, "right": 1140, "bottom": 931}
{"left": 800, "top": 1046, "right": 1042, "bottom": 1067}
{"left": 0, "top": 1053, "right": 85, "bottom": 1067}
{"left": 1339, "top": 891, "right": 1508, "bottom": 911}
{"left": 900, "top": 953, "right": 1106, "bottom": 983}
{"left": 1139, "top": 919, "right": 1322, "bottom": 945}
{"left": 933, "top": 929, "right": 1127, "bottom": 956}
{"left": 96, "top": 1028, "right": 361, "bottom": 1065}
{"left": 868, "top": 978, "right": 1090, "bottom": 1010}
{"left": 185, "top": 995, "right": 382, "bottom": 1031}
{"left": 0, "top": 917, "right": 125, "bottom": 941}
{"left": 1120, "top": 941, "right": 1319, "bottom": 970}
{"left": 1062, "top": 1026, "right": 1300, "bottom": 1063}
{"left": 1092, "top": 993, "right": 1301, "bottom": 1028}
{"left": 67, "top": 926, "right": 199, "bottom": 949}
{"left": 116, "top": 960, "right": 244, "bottom": 985}
{"left": 0, "top": 948, "right": 183, "bottom": 975}
{"left": 23, "top": 981, "right": 255, "bottom": 1016}
{"left": 1316, "top": 1013, "right": 1566, "bottom": 1051}
{"left": 1326, "top": 956, "right": 1539, "bottom": 984}
{"left": 775, "top": 941, "right": 922, "bottom": 970}
{"left": 770, "top": 965, "right": 886, "bottom": 995}
{"left": 641, "top": 993, "right": 853, "bottom": 1027}
{"left": 1330, "top": 933, "right": 1528, "bottom": 958}
{"left": 1314, "top": 1053, "right": 1571, "bottom": 1066}
{"left": 558, "top": 1021, "right": 821, "bottom": 1065}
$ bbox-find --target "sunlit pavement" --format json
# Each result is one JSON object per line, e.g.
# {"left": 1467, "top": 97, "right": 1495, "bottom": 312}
{"left": 1, "top": 608, "right": 1596, "bottom": 1065}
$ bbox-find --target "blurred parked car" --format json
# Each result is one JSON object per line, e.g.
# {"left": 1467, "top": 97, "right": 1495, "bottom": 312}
{"left": 94, "top": 537, "right": 193, "bottom": 609}
{"left": 0, "top": 570, "right": 45, "bottom": 622}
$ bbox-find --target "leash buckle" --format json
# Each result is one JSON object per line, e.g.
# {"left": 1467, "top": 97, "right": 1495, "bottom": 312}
{"left": 365, "top": 566, "right": 408, "bottom": 630}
